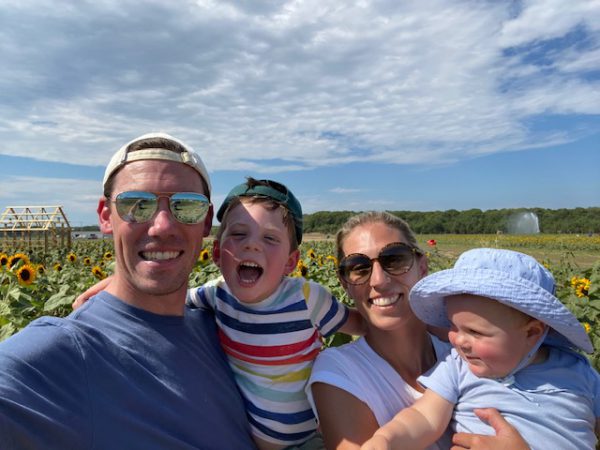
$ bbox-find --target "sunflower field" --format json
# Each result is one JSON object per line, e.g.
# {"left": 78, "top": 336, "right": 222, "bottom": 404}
{"left": 1, "top": 235, "right": 599, "bottom": 370}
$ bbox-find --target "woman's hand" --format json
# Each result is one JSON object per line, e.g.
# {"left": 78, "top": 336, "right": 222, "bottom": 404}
{"left": 451, "top": 408, "right": 529, "bottom": 450}
{"left": 72, "top": 276, "right": 113, "bottom": 310}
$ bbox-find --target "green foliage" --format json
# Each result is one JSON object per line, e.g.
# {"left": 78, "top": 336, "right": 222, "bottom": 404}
{"left": 1, "top": 237, "right": 599, "bottom": 374}
{"left": 303, "top": 207, "right": 600, "bottom": 234}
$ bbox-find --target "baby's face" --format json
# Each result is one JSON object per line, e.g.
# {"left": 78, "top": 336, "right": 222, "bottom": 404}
{"left": 446, "top": 294, "right": 535, "bottom": 379}
{"left": 214, "top": 200, "right": 299, "bottom": 304}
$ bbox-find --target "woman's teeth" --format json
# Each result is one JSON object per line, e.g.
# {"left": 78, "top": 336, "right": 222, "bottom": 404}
{"left": 371, "top": 295, "right": 399, "bottom": 306}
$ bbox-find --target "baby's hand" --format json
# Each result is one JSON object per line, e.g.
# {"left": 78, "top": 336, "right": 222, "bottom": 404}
{"left": 72, "top": 276, "right": 113, "bottom": 310}
{"left": 451, "top": 408, "right": 530, "bottom": 450}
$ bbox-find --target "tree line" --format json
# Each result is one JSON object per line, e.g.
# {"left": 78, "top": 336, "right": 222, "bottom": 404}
{"left": 302, "top": 207, "right": 600, "bottom": 235}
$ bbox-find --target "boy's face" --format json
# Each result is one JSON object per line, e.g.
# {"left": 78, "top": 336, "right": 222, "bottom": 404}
{"left": 446, "top": 294, "right": 542, "bottom": 379}
{"left": 213, "top": 200, "right": 299, "bottom": 304}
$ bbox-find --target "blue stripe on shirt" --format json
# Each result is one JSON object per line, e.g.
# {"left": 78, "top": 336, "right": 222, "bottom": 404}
{"left": 216, "top": 286, "right": 308, "bottom": 315}
{"left": 245, "top": 398, "right": 315, "bottom": 424}
{"left": 248, "top": 415, "right": 316, "bottom": 442}
{"left": 216, "top": 310, "right": 313, "bottom": 334}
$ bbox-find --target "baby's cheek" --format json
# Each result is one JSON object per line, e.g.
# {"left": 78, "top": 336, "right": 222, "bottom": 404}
{"left": 448, "top": 331, "right": 457, "bottom": 347}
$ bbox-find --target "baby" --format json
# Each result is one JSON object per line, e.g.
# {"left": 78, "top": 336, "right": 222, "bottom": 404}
{"left": 362, "top": 248, "right": 599, "bottom": 450}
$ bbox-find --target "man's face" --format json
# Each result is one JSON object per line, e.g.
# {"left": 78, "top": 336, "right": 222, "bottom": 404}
{"left": 98, "top": 159, "right": 212, "bottom": 314}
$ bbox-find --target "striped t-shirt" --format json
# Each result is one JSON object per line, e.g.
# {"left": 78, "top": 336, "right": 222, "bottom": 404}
{"left": 188, "top": 276, "right": 349, "bottom": 446}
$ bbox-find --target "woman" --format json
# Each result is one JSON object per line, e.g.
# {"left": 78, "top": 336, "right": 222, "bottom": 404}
{"left": 307, "top": 212, "right": 527, "bottom": 450}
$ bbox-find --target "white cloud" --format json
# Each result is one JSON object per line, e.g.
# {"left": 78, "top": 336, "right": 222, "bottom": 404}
{"left": 0, "top": 176, "right": 102, "bottom": 227}
{"left": 330, "top": 187, "right": 362, "bottom": 194}
{"left": 0, "top": 0, "right": 598, "bottom": 173}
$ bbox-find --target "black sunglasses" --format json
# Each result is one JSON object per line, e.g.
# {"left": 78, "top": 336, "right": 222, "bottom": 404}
{"left": 338, "top": 242, "right": 423, "bottom": 285}
{"left": 113, "top": 191, "right": 210, "bottom": 225}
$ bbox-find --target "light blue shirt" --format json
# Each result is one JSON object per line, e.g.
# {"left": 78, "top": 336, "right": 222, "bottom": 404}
{"left": 419, "top": 346, "right": 600, "bottom": 450}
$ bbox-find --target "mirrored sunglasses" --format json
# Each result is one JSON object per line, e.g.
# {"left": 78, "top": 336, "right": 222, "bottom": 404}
{"left": 114, "top": 191, "right": 210, "bottom": 225}
{"left": 338, "top": 242, "right": 423, "bottom": 285}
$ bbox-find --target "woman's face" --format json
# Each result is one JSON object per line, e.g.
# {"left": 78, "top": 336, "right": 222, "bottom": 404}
{"left": 340, "top": 221, "right": 427, "bottom": 332}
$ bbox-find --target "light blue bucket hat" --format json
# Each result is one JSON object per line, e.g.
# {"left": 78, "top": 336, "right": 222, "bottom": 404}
{"left": 410, "top": 248, "right": 593, "bottom": 354}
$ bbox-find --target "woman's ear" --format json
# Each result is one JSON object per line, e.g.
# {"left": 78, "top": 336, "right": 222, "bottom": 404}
{"left": 417, "top": 253, "right": 429, "bottom": 278}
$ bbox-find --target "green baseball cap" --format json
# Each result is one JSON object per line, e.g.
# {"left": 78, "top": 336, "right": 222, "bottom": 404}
{"left": 216, "top": 178, "right": 303, "bottom": 244}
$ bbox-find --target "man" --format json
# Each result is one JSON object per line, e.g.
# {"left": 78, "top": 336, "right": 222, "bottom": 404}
{"left": 0, "top": 133, "right": 255, "bottom": 449}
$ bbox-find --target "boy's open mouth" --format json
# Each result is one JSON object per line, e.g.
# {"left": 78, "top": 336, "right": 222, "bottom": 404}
{"left": 237, "top": 261, "right": 264, "bottom": 285}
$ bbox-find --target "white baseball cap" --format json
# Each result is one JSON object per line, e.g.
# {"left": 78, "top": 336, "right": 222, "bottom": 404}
{"left": 103, "top": 132, "right": 211, "bottom": 196}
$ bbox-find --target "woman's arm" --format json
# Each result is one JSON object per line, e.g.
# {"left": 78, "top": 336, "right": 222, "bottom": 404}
{"left": 312, "top": 382, "right": 380, "bottom": 450}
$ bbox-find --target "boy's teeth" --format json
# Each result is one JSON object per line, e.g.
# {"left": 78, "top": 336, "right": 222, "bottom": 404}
{"left": 240, "top": 262, "right": 259, "bottom": 268}
{"left": 371, "top": 296, "right": 398, "bottom": 306}
{"left": 142, "top": 251, "right": 180, "bottom": 261}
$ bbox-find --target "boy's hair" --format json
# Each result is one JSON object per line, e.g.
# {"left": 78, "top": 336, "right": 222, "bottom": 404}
{"left": 336, "top": 211, "right": 423, "bottom": 263}
{"left": 216, "top": 177, "right": 303, "bottom": 247}
{"left": 217, "top": 195, "right": 299, "bottom": 250}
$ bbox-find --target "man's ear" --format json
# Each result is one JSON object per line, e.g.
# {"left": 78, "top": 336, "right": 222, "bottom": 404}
{"left": 283, "top": 249, "right": 300, "bottom": 275}
{"left": 212, "top": 239, "right": 222, "bottom": 268}
{"left": 98, "top": 198, "right": 113, "bottom": 235}
{"left": 202, "top": 205, "right": 214, "bottom": 238}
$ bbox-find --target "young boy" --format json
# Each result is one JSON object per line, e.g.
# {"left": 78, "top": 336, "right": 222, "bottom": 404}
{"left": 186, "top": 178, "right": 364, "bottom": 450}
{"left": 361, "top": 248, "right": 599, "bottom": 450}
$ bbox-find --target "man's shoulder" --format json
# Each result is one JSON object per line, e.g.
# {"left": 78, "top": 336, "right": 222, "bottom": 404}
{"left": 0, "top": 316, "right": 85, "bottom": 366}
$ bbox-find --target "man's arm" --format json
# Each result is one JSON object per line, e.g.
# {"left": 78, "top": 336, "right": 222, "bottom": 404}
{"left": 0, "top": 322, "right": 90, "bottom": 448}
{"left": 361, "top": 389, "right": 453, "bottom": 450}
{"left": 451, "top": 408, "right": 530, "bottom": 450}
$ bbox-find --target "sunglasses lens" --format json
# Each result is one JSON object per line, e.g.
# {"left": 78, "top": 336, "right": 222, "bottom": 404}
{"left": 339, "top": 255, "right": 372, "bottom": 285}
{"left": 116, "top": 191, "right": 157, "bottom": 223}
{"left": 115, "top": 191, "right": 210, "bottom": 224}
{"left": 170, "top": 193, "right": 210, "bottom": 224}
{"left": 379, "top": 244, "right": 415, "bottom": 274}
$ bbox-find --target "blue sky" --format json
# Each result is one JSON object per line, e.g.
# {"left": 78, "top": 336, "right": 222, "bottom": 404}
{"left": 1, "top": 0, "right": 599, "bottom": 227}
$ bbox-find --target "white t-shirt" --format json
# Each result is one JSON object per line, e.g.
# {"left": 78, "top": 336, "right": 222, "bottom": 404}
{"left": 306, "top": 335, "right": 453, "bottom": 450}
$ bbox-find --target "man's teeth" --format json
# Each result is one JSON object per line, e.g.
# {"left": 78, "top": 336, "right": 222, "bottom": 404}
{"left": 142, "top": 251, "right": 180, "bottom": 261}
{"left": 371, "top": 296, "right": 399, "bottom": 306}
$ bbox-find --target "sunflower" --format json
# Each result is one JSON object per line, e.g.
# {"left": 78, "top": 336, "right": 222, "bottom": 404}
{"left": 67, "top": 253, "right": 77, "bottom": 263}
{"left": 583, "top": 322, "right": 592, "bottom": 334}
{"left": 307, "top": 249, "right": 316, "bottom": 260}
{"left": 326, "top": 255, "right": 338, "bottom": 266}
{"left": 53, "top": 263, "right": 63, "bottom": 272}
{"left": 295, "top": 260, "right": 308, "bottom": 277}
{"left": 7, "top": 252, "right": 30, "bottom": 269}
{"left": 104, "top": 251, "right": 113, "bottom": 261}
{"left": 198, "top": 249, "right": 211, "bottom": 264}
{"left": 83, "top": 257, "right": 92, "bottom": 266}
{"left": 92, "top": 266, "right": 106, "bottom": 280}
{"left": 16, "top": 264, "right": 36, "bottom": 285}
{"left": 37, "top": 264, "right": 46, "bottom": 274}
{"left": 0, "top": 253, "right": 8, "bottom": 267}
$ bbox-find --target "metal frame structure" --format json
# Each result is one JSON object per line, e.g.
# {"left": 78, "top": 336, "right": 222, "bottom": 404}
{"left": 0, "top": 206, "right": 72, "bottom": 252}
